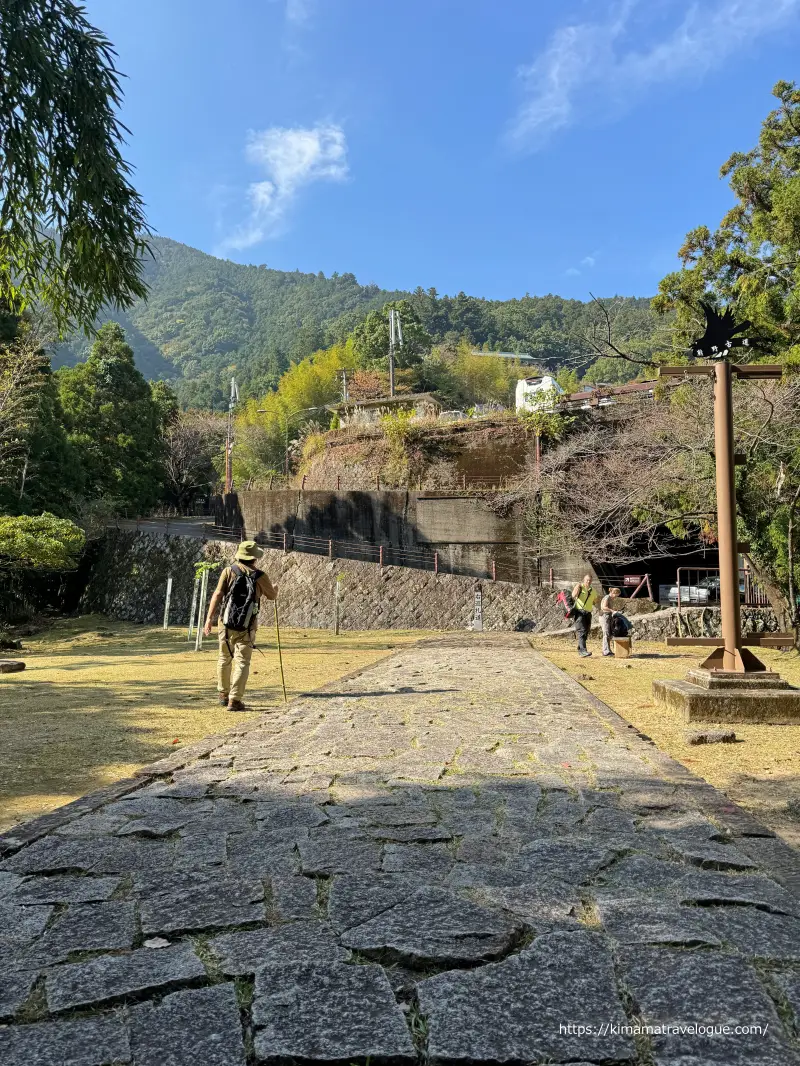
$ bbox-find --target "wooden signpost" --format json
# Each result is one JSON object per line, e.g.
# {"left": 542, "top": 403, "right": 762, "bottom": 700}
{"left": 659, "top": 302, "right": 792, "bottom": 672}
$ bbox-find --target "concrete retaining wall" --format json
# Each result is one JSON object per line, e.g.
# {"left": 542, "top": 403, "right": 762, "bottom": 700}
{"left": 213, "top": 490, "right": 562, "bottom": 583}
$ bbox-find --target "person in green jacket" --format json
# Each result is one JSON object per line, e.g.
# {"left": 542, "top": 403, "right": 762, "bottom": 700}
{"left": 571, "top": 574, "right": 597, "bottom": 657}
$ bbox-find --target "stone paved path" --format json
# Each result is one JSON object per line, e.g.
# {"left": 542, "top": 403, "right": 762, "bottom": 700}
{"left": 2, "top": 635, "right": 800, "bottom": 1065}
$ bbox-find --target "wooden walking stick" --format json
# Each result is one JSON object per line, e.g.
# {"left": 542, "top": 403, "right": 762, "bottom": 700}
{"left": 273, "top": 600, "right": 288, "bottom": 703}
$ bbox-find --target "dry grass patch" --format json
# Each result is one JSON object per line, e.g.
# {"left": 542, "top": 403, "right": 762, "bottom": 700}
{"left": 532, "top": 636, "right": 800, "bottom": 846}
{"left": 0, "top": 615, "right": 427, "bottom": 832}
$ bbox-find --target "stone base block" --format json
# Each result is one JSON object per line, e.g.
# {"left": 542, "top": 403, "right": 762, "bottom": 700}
{"left": 653, "top": 677, "right": 800, "bottom": 724}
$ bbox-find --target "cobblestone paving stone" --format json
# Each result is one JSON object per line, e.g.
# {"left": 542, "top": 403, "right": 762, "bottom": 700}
{"left": 1, "top": 635, "right": 800, "bottom": 1064}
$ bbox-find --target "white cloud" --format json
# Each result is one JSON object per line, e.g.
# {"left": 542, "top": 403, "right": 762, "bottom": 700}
{"left": 507, "top": 0, "right": 800, "bottom": 151}
{"left": 285, "top": 0, "right": 312, "bottom": 25}
{"left": 565, "top": 252, "right": 598, "bottom": 276}
{"left": 222, "top": 124, "right": 348, "bottom": 250}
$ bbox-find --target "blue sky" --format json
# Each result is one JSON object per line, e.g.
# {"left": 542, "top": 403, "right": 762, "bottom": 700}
{"left": 86, "top": 0, "right": 800, "bottom": 300}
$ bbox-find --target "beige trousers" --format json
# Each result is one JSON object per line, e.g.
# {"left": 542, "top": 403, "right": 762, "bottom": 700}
{"left": 217, "top": 627, "right": 254, "bottom": 701}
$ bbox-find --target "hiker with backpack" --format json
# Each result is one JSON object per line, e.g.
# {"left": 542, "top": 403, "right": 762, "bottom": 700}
{"left": 571, "top": 574, "right": 597, "bottom": 658}
{"left": 203, "top": 540, "right": 277, "bottom": 712}
{"left": 600, "top": 586, "right": 622, "bottom": 656}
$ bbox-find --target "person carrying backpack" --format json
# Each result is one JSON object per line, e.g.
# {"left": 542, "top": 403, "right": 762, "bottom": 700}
{"left": 600, "top": 586, "right": 622, "bottom": 656}
{"left": 571, "top": 574, "right": 597, "bottom": 658}
{"left": 203, "top": 541, "right": 277, "bottom": 712}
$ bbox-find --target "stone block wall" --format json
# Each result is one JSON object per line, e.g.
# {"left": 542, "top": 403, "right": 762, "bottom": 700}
{"left": 81, "top": 530, "right": 566, "bottom": 633}
{"left": 630, "top": 604, "right": 779, "bottom": 640}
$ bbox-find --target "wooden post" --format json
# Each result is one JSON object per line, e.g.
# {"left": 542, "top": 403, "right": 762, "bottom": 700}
{"left": 659, "top": 359, "right": 782, "bottom": 671}
{"left": 283, "top": 532, "right": 288, "bottom": 554}
{"left": 328, "top": 539, "right": 334, "bottom": 560}
{"left": 491, "top": 559, "right": 497, "bottom": 581}
{"left": 379, "top": 545, "right": 384, "bottom": 569}
{"left": 549, "top": 567, "right": 554, "bottom": 588}
{"left": 434, "top": 552, "right": 439, "bottom": 576}
{"left": 711, "top": 359, "right": 744, "bottom": 671}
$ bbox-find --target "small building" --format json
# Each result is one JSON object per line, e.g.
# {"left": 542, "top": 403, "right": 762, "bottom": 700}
{"left": 515, "top": 375, "right": 564, "bottom": 413}
{"left": 331, "top": 392, "right": 443, "bottom": 428}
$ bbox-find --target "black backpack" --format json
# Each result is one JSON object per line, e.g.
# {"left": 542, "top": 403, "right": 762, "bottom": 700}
{"left": 221, "top": 564, "right": 263, "bottom": 631}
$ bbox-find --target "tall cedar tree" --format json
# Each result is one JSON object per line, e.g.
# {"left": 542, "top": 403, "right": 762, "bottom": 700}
{"left": 57, "top": 323, "right": 163, "bottom": 513}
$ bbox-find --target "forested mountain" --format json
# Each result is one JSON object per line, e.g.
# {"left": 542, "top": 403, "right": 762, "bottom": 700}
{"left": 54, "top": 236, "right": 661, "bottom": 407}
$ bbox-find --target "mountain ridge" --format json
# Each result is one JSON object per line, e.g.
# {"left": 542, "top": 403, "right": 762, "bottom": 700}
{"left": 54, "top": 236, "right": 660, "bottom": 407}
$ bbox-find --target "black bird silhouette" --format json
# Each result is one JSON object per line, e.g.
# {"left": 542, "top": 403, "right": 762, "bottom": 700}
{"left": 690, "top": 300, "right": 753, "bottom": 360}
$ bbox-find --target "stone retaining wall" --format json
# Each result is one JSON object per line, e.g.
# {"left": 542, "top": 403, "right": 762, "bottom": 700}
{"left": 544, "top": 604, "right": 779, "bottom": 640}
{"left": 82, "top": 530, "right": 567, "bottom": 633}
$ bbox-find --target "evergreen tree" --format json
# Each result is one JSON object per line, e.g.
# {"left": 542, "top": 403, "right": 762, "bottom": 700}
{"left": 352, "top": 300, "right": 432, "bottom": 369}
{"left": 58, "top": 323, "right": 163, "bottom": 513}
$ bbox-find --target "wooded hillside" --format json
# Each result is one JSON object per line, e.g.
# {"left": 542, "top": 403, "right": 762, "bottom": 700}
{"left": 54, "top": 237, "right": 661, "bottom": 406}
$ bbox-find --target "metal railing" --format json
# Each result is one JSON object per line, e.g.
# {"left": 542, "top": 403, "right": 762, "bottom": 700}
{"left": 230, "top": 523, "right": 507, "bottom": 580}
{"left": 672, "top": 566, "right": 771, "bottom": 633}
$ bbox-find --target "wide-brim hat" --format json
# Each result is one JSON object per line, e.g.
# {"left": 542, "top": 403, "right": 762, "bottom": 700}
{"left": 235, "top": 540, "right": 263, "bottom": 562}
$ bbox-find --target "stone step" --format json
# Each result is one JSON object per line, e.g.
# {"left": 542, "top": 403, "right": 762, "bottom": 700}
{"left": 685, "top": 668, "right": 791, "bottom": 690}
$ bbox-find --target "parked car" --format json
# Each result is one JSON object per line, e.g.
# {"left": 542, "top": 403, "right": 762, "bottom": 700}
{"left": 666, "top": 574, "right": 744, "bottom": 605}
{"left": 667, "top": 583, "right": 713, "bottom": 605}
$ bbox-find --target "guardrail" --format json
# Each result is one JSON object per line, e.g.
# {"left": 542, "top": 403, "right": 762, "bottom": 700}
{"left": 221, "top": 523, "right": 500, "bottom": 579}
{"left": 112, "top": 517, "right": 510, "bottom": 582}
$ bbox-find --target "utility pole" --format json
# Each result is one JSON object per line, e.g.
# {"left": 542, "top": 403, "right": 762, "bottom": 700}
{"left": 388, "top": 308, "right": 403, "bottom": 398}
{"left": 224, "top": 376, "right": 239, "bottom": 495}
{"left": 660, "top": 303, "right": 785, "bottom": 672}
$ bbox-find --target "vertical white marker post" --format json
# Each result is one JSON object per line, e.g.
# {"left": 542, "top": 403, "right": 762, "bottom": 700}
{"left": 194, "top": 569, "right": 209, "bottom": 651}
{"left": 163, "top": 575, "right": 173, "bottom": 630}
{"left": 472, "top": 588, "right": 483, "bottom": 632}
{"left": 187, "top": 576, "right": 200, "bottom": 641}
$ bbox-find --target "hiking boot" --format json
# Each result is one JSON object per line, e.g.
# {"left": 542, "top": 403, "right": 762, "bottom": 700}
{"left": 217, "top": 692, "right": 229, "bottom": 707}
{"left": 227, "top": 699, "right": 248, "bottom": 713}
